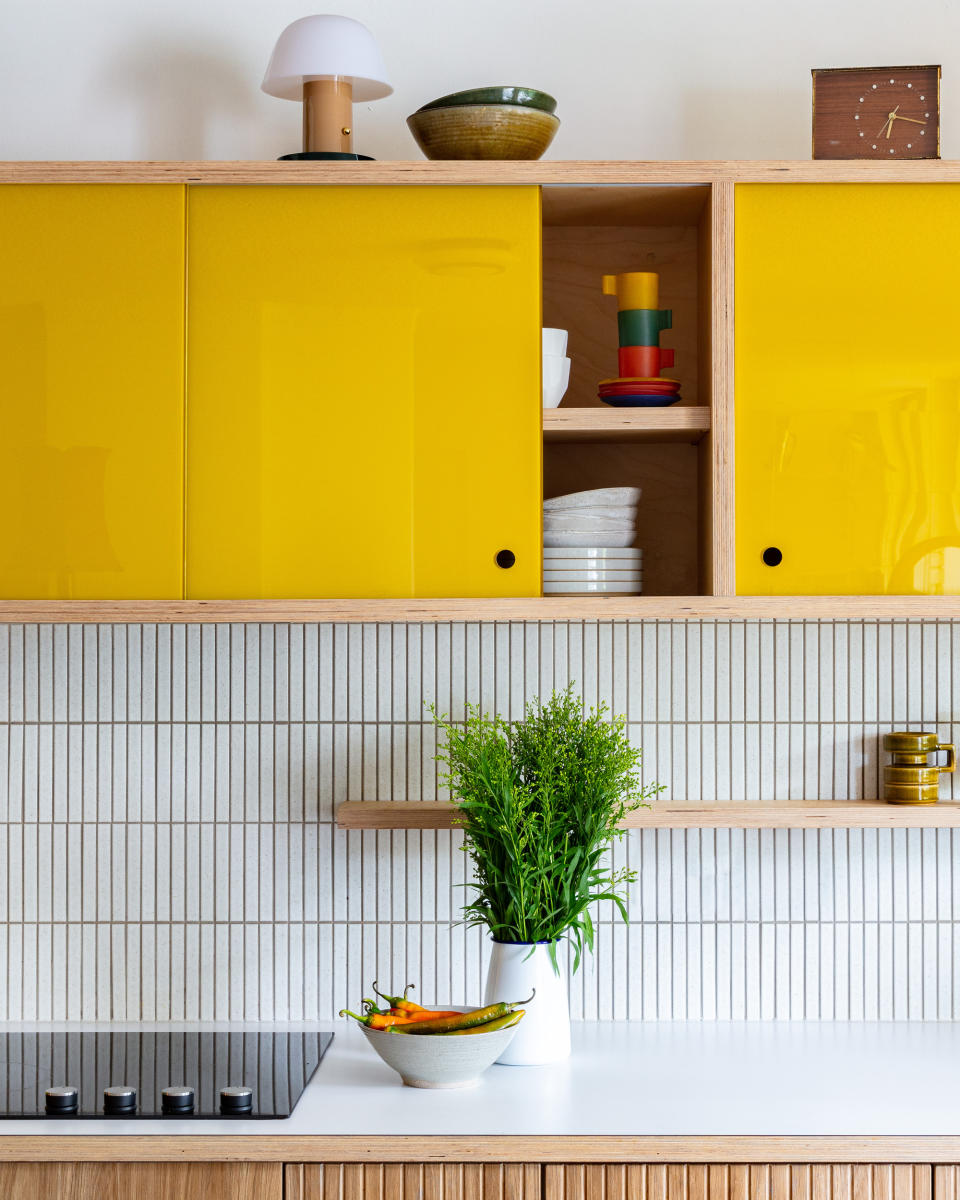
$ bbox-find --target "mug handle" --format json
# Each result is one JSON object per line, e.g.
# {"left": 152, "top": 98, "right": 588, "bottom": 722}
{"left": 938, "top": 744, "right": 956, "bottom": 774}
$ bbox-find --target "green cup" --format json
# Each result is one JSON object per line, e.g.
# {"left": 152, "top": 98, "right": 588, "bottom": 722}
{"left": 617, "top": 309, "right": 672, "bottom": 347}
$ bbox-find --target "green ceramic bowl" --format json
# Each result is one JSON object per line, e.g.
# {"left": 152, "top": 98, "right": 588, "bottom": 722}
{"left": 407, "top": 104, "right": 560, "bottom": 161}
{"left": 417, "top": 86, "right": 557, "bottom": 115}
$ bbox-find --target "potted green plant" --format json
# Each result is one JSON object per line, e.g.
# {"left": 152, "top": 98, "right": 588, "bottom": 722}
{"left": 432, "top": 687, "right": 662, "bottom": 1064}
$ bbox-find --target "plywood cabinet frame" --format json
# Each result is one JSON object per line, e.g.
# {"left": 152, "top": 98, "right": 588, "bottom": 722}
{"left": 8, "top": 1138, "right": 960, "bottom": 1164}
{"left": 2, "top": 159, "right": 960, "bottom": 620}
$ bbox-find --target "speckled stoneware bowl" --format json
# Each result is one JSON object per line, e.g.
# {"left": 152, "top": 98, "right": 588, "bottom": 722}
{"left": 359, "top": 1018, "right": 520, "bottom": 1088}
{"left": 407, "top": 105, "right": 560, "bottom": 161}
{"left": 417, "top": 86, "right": 558, "bottom": 114}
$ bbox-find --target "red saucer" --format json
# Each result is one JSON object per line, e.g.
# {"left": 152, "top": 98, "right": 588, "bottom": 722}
{"left": 599, "top": 378, "right": 681, "bottom": 396}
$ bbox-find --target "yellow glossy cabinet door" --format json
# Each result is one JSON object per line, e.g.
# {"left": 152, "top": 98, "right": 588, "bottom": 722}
{"left": 736, "top": 183, "right": 960, "bottom": 595}
{"left": 186, "top": 186, "right": 541, "bottom": 599}
{"left": 0, "top": 185, "right": 185, "bottom": 599}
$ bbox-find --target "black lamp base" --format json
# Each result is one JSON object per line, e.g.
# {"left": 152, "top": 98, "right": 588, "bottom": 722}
{"left": 278, "top": 151, "right": 375, "bottom": 161}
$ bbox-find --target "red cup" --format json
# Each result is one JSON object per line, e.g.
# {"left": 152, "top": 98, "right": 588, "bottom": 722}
{"left": 618, "top": 346, "right": 674, "bottom": 377}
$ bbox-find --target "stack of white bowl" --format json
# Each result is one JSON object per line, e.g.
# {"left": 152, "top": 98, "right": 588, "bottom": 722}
{"left": 543, "top": 487, "right": 643, "bottom": 595}
{"left": 543, "top": 327, "right": 571, "bottom": 409}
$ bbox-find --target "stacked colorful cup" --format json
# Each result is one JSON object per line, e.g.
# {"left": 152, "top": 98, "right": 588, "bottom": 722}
{"left": 597, "top": 271, "right": 681, "bottom": 407}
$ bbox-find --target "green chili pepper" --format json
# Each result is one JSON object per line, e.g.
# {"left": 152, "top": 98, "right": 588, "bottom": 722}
{"left": 443, "top": 1009, "right": 525, "bottom": 1035}
{"left": 389, "top": 992, "right": 534, "bottom": 1034}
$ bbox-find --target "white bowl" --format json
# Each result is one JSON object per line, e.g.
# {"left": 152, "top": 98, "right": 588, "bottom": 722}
{"left": 543, "top": 355, "right": 570, "bottom": 409}
{"left": 543, "top": 516, "right": 636, "bottom": 533}
{"left": 544, "top": 487, "right": 642, "bottom": 511}
{"left": 544, "top": 579, "right": 643, "bottom": 594}
{"left": 543, "top": 556, "right": 643, "bottom": 570}
{"left": 544, "top": 531, "right": 636, "bottom": 548}
{"left": 543, "top": 546, "right": 643, "bottom": 560}
{"left": 359, "top": 1017, "right": 520, "bottom": 1089}
{"left": 542, "top": 327, "right": 568, "bottom": 356}
{"left": 543, "top": 505, "right": 638, "bottom": 521}
{"left": 544, "top": 570, "right": 643, "bottom": 582}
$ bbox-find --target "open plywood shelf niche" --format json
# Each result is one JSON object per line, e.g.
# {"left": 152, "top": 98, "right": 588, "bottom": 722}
{"left": 540, "top": 183, "right": 732, "bottom": 601}
{"left": 336, "top": 799, "right": 960, "bottom": 831}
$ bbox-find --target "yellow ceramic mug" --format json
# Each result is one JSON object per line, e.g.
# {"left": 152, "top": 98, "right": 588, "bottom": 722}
{"left": 601, "top": 271, "right": 659, "bottom": 311}
{"left": 882, "top": 731, "right": 956, "bottom": 804}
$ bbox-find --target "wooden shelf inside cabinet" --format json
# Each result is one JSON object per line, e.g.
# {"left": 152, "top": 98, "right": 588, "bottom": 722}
{"left": 336, "top": 799, "right": 960, "bottom": 830}
{"left": 543, "top": 407, "right": 710, "bottom": 444}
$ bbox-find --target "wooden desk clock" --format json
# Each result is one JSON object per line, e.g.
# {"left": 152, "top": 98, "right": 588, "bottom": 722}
{"left": 812, "top": 65, "right": 940, "bottom": 159}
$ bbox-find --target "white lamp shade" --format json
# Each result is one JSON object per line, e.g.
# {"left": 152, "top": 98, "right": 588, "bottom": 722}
{"left": 262, "top": 15, "right": 392, "bottom": 102}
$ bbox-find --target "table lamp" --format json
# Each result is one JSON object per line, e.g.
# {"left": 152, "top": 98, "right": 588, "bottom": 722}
{"left": 262, "top": 15, "right": 392, "bottom": 160}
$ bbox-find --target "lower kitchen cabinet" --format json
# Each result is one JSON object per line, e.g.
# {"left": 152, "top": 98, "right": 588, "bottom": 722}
{"left": 285, "top": 1163, "right": 542, "bottom": 1200}
{"left": 0, "top": 1162, "right": 281, "bottom": 1200}
{"left": 286, "top": 1164, "right": 934, "bottom": 1200}
{"left": 544, "top": 1165, "right": 931, "bottom": 1200}
{"left": 935, "top": 1169, "right": 960, "bottom": 1200}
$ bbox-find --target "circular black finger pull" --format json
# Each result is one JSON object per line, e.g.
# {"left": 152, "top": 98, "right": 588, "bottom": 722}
{"left": 762, "top": 547, "right": 783, "bottom": 567}
{"left": 495, "top": 549, "right": 516, "bottom": 569}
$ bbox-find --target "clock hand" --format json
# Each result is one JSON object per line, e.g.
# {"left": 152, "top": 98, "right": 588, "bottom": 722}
{"left": 877, "top": 115, "right": 894, "bottom": 138}
{"left": 891, "top": 114, "right": 927, "bottom": 125}
{"left": 886, "top": 104, "right": 901, "bottom": 137}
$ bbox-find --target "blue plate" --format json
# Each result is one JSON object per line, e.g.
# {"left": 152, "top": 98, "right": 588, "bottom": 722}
{"left": 599, "top": 394, "right": 681, "bottom": 408}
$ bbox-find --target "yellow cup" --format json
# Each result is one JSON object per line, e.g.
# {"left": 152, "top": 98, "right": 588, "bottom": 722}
{"left": 882, "top": 731, "right": 956, "bottom": 804}
{"left": 602, "top": 271, "right": 659, "bottom": 311}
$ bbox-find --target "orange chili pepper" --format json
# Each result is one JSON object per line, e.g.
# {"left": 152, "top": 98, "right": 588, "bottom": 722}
{"left": 339, "top": 1007, "right": 414, "bottom": 1030}
{"left": 372, "top": 981, "right": 427, "bottom": 1014}
{"left": 366, "top": 1012, "right": 415, "bottom": 1030}
{"left": 390, "top": 1009, "right": 462, "bottom": 1023}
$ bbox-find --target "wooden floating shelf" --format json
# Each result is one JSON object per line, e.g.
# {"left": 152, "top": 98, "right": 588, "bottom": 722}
{"left": 336, "top": 799, "right": 960, "bottom": 830}
{"left": 543, "top": 407, "right": 710, "bottom": 444}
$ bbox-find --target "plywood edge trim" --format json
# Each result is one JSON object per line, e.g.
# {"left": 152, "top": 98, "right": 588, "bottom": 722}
{"left": 6, "top": 160, "right": 960, "bottom": 184}
{"left": 336, "top": 799, "right": 960, "bottom": 830}
{"left": 3, "top": 596, "right": 960, "bottom": 623}
{"left": 3, "top": 1134, "right": 960, "bottom": 1163}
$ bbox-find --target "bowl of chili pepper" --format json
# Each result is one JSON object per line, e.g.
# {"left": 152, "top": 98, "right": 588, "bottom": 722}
{"left": 341, "top": 982, "right": 529, "bottom": 1089}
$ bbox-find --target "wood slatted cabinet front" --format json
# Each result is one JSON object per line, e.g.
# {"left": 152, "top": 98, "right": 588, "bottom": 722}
{"left": 0, "top": 1162, "right": 281, "bottom": 1200}
{"left": 544, "top": 1165, "right": 931, "bottom": 1200}
{"left": 286, "top": 1162, "right": 542, "bottom": 1200}
{"left": 934, "top": 1168, "right": 960, "bottom": 1200}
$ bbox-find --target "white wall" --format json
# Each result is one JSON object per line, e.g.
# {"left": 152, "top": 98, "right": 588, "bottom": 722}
{"left": 1, "top": 0, "right": 956, "bottom": 162}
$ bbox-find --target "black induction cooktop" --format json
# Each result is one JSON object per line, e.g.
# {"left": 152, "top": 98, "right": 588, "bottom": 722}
{"left": 0, "top": 1030, "right": 333, "bottom": 1119}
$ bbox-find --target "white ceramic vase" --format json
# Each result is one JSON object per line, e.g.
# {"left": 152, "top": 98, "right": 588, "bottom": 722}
{"left": 483, "top": 940, "right": 571, "bottom": 1065}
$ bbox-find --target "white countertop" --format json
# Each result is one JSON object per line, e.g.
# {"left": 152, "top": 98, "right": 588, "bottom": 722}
{"left": 4, "top": 1019, "right": 960, "bottom": 1139}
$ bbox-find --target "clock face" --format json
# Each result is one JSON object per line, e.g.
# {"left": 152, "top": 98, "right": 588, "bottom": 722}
{"left": 854, "top": 76, "right": 933, "bottom": 156}
{"left": 812, "top": 66, "right": 940, "bottom": 160}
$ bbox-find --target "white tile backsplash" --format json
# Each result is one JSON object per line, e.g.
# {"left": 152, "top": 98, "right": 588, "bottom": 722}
{"left": 0, "top": 619, "right": 958, "bottom": 1020}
